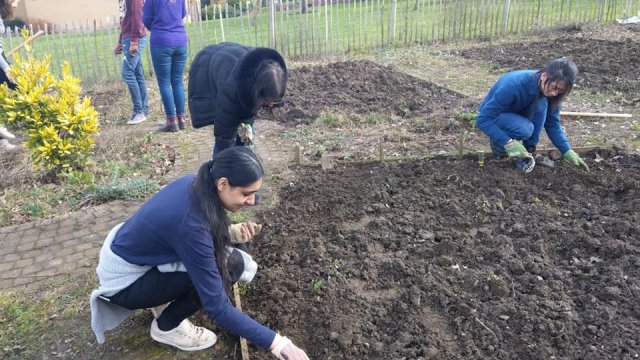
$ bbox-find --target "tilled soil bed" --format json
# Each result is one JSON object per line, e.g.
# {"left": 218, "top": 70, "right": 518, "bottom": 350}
{"left": 457, "top": 36, "right": 640, "bottom": 97}
{"left": 246, "top": 152, "right": 640, "bottom": 359}
{"left": 276, "top": 60, "right": 472, "bottom": 125}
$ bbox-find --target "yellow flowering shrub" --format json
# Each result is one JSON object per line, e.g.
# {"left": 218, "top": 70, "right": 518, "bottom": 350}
{"left": 0, "top": 31, "right": 99, "bottom": 175}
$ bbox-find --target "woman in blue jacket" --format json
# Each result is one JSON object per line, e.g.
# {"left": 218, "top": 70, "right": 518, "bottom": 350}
{"left": 476, "top": 57, "right": 589, "bottom": 171}
{"left": 90, "top": 147, "right": 309, "bottom": 360}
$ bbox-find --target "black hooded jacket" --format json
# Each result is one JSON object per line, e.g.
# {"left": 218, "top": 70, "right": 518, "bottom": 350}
{"left": 188, "top": 42, "right": 287, "bottom": 142}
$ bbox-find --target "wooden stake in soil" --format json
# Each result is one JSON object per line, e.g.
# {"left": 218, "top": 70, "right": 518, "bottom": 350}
{"left": 321, "top": 153, "right": 337, "bottom": 170}
{"left": 457, "top": 133, "right": 465, "bottom": 158}
{"left": 233, "top": 284, "right": 251, "bottom": 360}
{"left": 378, "top": 138, "right": 384, "bottom": 162}
{"left": 294, "top": 144, "right": 302, "bottom": 165}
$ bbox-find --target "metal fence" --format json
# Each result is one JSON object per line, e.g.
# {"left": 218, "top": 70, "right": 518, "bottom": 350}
{"left": 2, "top": 0, "right": 638, "bottom": 84}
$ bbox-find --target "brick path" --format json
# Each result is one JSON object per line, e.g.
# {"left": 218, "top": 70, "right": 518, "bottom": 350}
{"left": 0, "top": 126, "right": 214, "bottom": 291}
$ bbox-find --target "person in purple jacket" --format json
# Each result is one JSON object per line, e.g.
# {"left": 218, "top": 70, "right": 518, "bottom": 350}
{"left": 476, "top": 57, "right": 589, "bottom": 171}
{"left": 90, "top": 147, "right": 309, "bottom": 360}
{"left": 143, "top": 0, "right": 189, "bottom": 132}
{"left": 115, "top": 0, "right": 149, "bottom": 126}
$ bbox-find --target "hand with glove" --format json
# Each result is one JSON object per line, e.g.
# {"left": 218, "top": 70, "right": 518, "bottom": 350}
{"left": 504, "top": 139, "right": 530, "bottom": 159}
{"left": 229, "top": 221, "right": 262, "bottom": 244}
{"left": 270, "top": 334, "right": 310, "bottom": 360}
{"left": 239, "top": 123, "right": 254, "bottom": 146}
{"left": 563, "top": 150, "right": 589, "bottom": 171}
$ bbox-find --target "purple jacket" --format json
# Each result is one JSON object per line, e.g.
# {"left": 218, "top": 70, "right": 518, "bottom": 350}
{"left": 142, "top": 0, "right": 188, "bottom": 47}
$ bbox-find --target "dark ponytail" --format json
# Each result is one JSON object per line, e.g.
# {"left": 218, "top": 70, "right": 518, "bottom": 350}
{"left": 191, "top": 147, "right": 264, "bottom": 289}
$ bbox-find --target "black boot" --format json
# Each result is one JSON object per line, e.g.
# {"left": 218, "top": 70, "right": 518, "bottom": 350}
{"left": 159, "top": 116, "right": 178, "bottom": 132}
{"left": 177, "top": 115, "right": 188, "bottom": 130}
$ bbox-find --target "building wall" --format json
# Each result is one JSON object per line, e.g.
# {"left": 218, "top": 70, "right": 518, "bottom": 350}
{"left": 14, "top": 0, "right": 119, "bottom": 27}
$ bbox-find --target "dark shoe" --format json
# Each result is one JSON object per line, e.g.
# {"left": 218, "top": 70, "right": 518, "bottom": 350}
{"left": 177, "top": 115, "right": 188, "bottom": 130}
{"left": 159, "top": 116, "right": 179, "bottom": 132}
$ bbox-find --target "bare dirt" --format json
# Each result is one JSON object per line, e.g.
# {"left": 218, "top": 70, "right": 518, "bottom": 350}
{"left": 457, "top": 31, "right": 640, "bottom": 99}
{"left": 239, "top": 26, "right": 640, "bottom": 360}
{"left": 278, "top": 60, "right": 473, "bottom": 126}
{"left": 247, "top": 152, "right": 640, "bottom": 359}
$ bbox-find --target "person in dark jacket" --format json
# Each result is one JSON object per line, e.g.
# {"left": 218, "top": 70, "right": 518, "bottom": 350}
{"left": 188, "top": 42, "right": 287, "bottom": 157}
{"left": 476, "top": 57, "right": 589, "bottom": 171}
{"left": 90, "top": 147, "right": 310, "bottom": 360}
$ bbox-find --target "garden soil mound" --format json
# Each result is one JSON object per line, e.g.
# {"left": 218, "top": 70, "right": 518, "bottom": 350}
{"left": 277, "top": 60, "right": 471, "bottom": 125}
{"left": 457, "top": 36, "right": 640, "bottom": 96}
{"left": 247, "top": 153, "right": 640, "bottom": 359}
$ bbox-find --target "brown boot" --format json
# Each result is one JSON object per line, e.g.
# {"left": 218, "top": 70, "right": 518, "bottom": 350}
{"left": 159, "top": 116, "right": 179, "bottom": 132}
{"left": 177, "top": 115, "right": 189, "bottom": 130}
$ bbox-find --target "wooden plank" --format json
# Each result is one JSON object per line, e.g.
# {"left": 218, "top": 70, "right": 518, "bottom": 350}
{"left": 232, "top": 284, "right": 250, "bottom": 360}
{"left": 560, "top": 111, "right": 633, "bottom": 118}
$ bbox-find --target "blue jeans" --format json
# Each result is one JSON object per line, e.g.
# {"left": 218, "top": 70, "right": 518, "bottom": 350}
{"left": 150, "top": 46, "right": 188, "bottom": 117}
{"left": 490, "top": 96, "right": 548, "bottom": 155}
{"left": 121, "top": 36, "right": 149, "bottom": 116}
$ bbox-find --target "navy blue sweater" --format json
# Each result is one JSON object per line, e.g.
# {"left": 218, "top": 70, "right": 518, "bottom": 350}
{"left": 477, "top": 70, "right": 571, "bottom": 154}
{"left": 111, "top": 175, "right": 275, "bottom": 349}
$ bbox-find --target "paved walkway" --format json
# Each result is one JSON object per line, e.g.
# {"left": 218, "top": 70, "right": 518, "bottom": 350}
{"left": 0, "top": 127, "right": 214, "bottom": 291}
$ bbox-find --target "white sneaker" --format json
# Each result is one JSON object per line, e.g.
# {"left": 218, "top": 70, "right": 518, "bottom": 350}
{"left": 150, "top": 303, "right": 169, "bottom": 319}
{"left": 0, "top": 126, "right": 15, "bottom": 140}
{"left": 126, "top": 113, "right": 147, "bottom": 125}
{"left": 150, "top": 318, "right": 217, "bottom": 351}
{"left": 0, "top": 139, "right": 17, "bottom": 150}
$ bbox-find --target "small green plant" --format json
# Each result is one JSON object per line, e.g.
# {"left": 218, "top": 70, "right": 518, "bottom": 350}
{"left": 282, "top": 126, "right": 311, "bottom": 140}
{"left": 22, "top": 202, "right": 45, "bottom": 217}
{"left": 313, "top": 112, "right": 345, "bottom": 128}
{"left": 455, "top": 110, "right": 478, "bottom": 126}
{"left": 313, "top": 279, "right": 324, "bottom": 290}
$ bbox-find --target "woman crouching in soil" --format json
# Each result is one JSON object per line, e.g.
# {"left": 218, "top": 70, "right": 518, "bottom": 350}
{"left": 90, "top": 147, "right": 309, "bottom": 360}
{"left": 476, "top": 57, "right": 589, "bottom": 171}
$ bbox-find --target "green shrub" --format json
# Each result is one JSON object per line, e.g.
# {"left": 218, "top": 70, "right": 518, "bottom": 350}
{"left": 0, "top": 30, "right": 100, "bottom": 176}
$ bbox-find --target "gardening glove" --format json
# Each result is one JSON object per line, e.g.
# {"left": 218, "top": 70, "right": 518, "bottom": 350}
{"left": 563, "top": 149, "right": 589, "bottom": 172}
{"left": 239, "top": 123, "right": 254, "bottom": 146}
{"left": 504, "top": 139, "right": 530, "bottom": 159}
{"left": 271, "top": 334, "right": 310, "bottom": 360}
{"left": 229, "top": 222, "right": 262, "bottom": 244}
{"left": 113, "top": 42, "right": 122, "bottom": 55}
{"left": 129, "top": 41, "right": 139, "bottom": 55}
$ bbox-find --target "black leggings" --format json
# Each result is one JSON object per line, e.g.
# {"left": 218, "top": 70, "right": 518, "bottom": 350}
{"left": 107, "top": 267, "right": 201, "bottom": 331}
{"left": 0, "top": 54, "right": 17, "bottom": 90}
{"left": 107, "top": 245, "right": 250, "bottom": 331}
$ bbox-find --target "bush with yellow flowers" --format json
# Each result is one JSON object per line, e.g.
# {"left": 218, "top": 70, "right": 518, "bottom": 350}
{"left": 0, "top": 31, "right": 99, "bottom": 175}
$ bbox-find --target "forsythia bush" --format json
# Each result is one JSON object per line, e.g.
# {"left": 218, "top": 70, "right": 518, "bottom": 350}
{"left": 0, "top": 32, "right": 99, "bottom": 175}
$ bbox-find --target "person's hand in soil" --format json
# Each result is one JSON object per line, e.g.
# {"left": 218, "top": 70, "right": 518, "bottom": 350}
{"left": 504, "top": 139, "right": 530, "bottom": 159}
{"left": 271, "top": 334, "right": 310, "bottom": 360}
{"left": 229, "top": 222, "right": 262, "bottom": 244}
{"left": 563, "top": 149, "right": 589, "bottom": 171}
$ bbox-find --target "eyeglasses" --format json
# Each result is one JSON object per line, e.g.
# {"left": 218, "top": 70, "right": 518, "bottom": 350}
{"left": 262, "top": 100, "right": 285, "bottom": 110}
